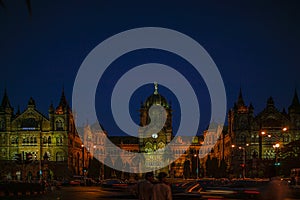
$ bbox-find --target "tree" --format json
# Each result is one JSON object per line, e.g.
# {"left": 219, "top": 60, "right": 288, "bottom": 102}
{"left": 205, "top": 156, "right": 220, "bottom": 178}
{"left": 219, "top": 158, "right": 227, "bottom": 178}
{"left": 88, "top": 157, "right": 101, "bottom": 179}
{"left": 183, "top": 159, "right": 191, "bottom": 179}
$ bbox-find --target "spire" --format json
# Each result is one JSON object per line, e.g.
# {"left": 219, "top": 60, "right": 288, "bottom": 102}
{"left": 154, "top": 82, "right": 158, "bottom": 95}
{"left": 249, "top": 102, "right": 254, "bottom": 113}
{"left": 237, "top": 88, "right": 245, "bottom": 107}
{"left": 292, "top": 89, "right": 300, "bottom": 107}
{"left": 16, "top": 105, "right": 21, "bottom": 116}
{"left": 28, "top": 97, "right": 36, "bottom": 109}
{"left": 1, "top": 88, "right": 12, "bottom": 108}
{"left": 59, "top": 87, "right": 68, "bottom": 107}
{"left": 282, "top": 108, "right": 287, "bottom": 115}
{"left": 49, "top": 101, "right": 54, "bottom": 113}
{"left": 266, "top": 96, "right": 275, "bottom": 109}
{"left": 289, "top": 89, "right": 300, "bottom": 113}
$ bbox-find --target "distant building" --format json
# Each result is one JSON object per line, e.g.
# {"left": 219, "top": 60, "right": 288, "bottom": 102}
{"left": 0, "top": 89, "right": 89, "bottom": 180}
{"left": 228, "top": 89, "right": 300, "bottom": 178}
{"left": 3, "top": 85, "right": 298, "bottom": 180}
{"left": 84, "top": 83, "right": 204, "bottom": 179}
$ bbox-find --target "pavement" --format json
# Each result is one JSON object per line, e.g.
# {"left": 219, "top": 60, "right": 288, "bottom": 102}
{"left": 1, "top": 185, "right": 300, "bottom": 200}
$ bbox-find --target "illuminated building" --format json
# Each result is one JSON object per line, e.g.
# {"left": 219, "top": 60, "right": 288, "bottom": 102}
{"left": 0, "top": 89, "right": 89, "bottom": 180}
{"left": 228, "top": 89, "right": 300, "bottom": 177}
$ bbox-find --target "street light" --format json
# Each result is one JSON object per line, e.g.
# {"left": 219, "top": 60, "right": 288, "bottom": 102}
{"left": 194, "top": 153, "right": 199, "bottom": 179}
{"left": 238, "top": 146, "right": 246, "bottom": 179}
{"left": 273, "top": 143, "right": 280, "bottom": 163}
{"left": 232, "top": 143, "right": 248, "bottom": 179}
{"left": 81, "top": 144, "right": 84, "bottom": 177}
{"left": 259, "top": 131, "right": 266, "bottom": 159}
{"left": 273, "top": 143, "right": 280, "bottom": 176}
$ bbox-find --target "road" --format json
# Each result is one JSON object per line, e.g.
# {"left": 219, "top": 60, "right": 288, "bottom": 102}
{"left": 40, "top": 186, "right": 136, "bottom": 200}
{"left": 1, "top": 185, "right": 300, "bottom": 200}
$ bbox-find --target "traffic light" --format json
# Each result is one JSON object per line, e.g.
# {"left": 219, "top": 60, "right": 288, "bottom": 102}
{"left": 83, "top": 167, "right": 88, "bottom": 173}
{"left": 25, "top": 152, "right": 33, "bottom": 163}
{"left": 14, "top": 153, "right": 22, "bottom": 164}
{"left": 275, "top": 162, "right": 281, "bottom": 166}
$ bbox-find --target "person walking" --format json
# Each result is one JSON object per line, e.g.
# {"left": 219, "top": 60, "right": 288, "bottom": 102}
{"left": 152, "top": 172, "right": 172, "bottom": 200}
{"left": 137, "top": 172, "right": 154, "bottom": 200}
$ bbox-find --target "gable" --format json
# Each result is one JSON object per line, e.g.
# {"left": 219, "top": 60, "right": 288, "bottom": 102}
{"left": 255, "top": 109, "right": 290, "bottom": 128}
{"left": 12, "top": 108, "right": 49, "bottom": 130}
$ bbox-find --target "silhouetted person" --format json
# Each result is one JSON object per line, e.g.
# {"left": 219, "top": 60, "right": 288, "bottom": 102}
{"left": 152, "top": 172, "right": 172, "bottom": 200}
{"left": 137, "top": 172, "right": 154, "bottom": 200}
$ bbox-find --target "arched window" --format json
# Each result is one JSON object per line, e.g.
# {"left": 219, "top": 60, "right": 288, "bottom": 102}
{"left": 145, "top": 142, "right": 153, "bottom": 152}
{"left": 0, "top": 120, "right": 5, "bottom": 131}
{"left": 55, "top": 119, "right": 64, "bottom": 131}
{"left": 157, "top": 141, "right": 165, "bottom": 149}
{"left": 1, "top": 149, "right": 6, "bottom": 157}
{"left": 56, "top": 137, "right": 60, "bottom": 145}
{"left": 21, "top": 118, "right": 38, "bottom": 128}
{"left": 11, "top": 136, "right": 15, "bottom": 144}
{"left": 43, "top": 136, "right": 47, "bottom": 144}
{"left": 46, "top": 151, "right": 51, "bottom": 161}
{"left": 30, "top": 137, "right": 33, "bottom": 144}
{"left": 56, "top": 152, "right": 65, "bottom": 162}
{"left": 48, "top": 136, "right": 52, "bottom": 144}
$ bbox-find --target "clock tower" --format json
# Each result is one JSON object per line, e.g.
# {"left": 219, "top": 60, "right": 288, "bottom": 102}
{"left": 139, "top": 83, "right": 173, "bottom": 171}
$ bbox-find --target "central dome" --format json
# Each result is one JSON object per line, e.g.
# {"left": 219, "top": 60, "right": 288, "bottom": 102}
{"left": 144, "top": 83, "right": 169, "bottom": 108}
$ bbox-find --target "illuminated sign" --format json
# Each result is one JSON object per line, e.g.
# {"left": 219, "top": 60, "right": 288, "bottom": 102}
{"left": 22, "top": 127, "right": 35, "bottom": 130}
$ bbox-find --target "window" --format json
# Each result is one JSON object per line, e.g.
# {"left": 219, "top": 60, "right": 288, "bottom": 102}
{"left": 11, "top": 137, "right": 15, "bottom": 144}
{"left": 2, "top": 135, "right": 6, "bottom": 144}
{"left": 45, "top": 151, "right": 51, "bottom": 161}
{"left": 55, "top": 119, "right": 64, "bottom": 131}
{"left": 21, "top": 118, "right": 38, "bottom": 128}
{"left": 1, "top": 149, "right": 5, "bottom": 157}
{"left": 43, "top": 136, "right": 47, "bottom": 144}
{"left": 56, "top": 136, "right": 63, "bottom": 145}
{"left": 0, "top": 120, "right": 5, "bottom": 131}
{"left": 48, "top": 136, "right": 52, "bottom": 144}
{"left": 56, "top": 152, "right": 65, "bottom": 162}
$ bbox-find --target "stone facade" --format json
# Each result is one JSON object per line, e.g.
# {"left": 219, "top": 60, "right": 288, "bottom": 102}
{"left": 227, "top": 89, "right": 300, "bottom": 177}
{"left": 3, "top": 85, "right": 298, "bottom": 180}
{"left": 0, "top": 90, "right": 89, "bottom": 180}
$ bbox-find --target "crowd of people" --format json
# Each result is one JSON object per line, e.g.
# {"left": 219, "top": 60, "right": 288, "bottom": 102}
{"left": 137, "top": 172, "right": 172, "bottom": 200}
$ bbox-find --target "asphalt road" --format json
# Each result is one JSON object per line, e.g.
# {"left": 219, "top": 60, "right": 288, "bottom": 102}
{"left": 1, "top": 185, "right": 300, "bottom": 200}
{"left": 41, "top": 186, "right": 136, "bottom": 200}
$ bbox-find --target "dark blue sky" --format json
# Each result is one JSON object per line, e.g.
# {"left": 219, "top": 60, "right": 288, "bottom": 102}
{"left": 1, "top": 0, "right": 300, "bottom": 136}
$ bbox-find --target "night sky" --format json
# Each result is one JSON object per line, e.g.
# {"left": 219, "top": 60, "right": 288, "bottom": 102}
{"left": 0, "top": 0, "right": 300, "bottom": 136}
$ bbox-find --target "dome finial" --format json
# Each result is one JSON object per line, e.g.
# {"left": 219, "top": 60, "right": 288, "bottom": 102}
{"left": 154, "top": 82, "right": 158, "bottom": 95}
